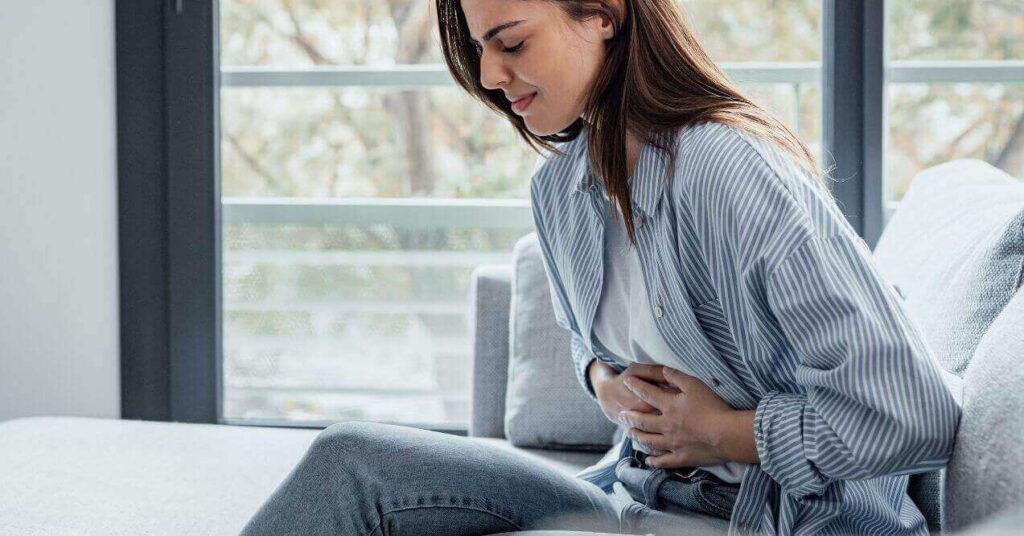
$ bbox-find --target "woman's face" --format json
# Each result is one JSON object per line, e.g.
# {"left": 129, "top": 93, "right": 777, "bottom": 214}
{"left": 459, "top": 0, "right": 617, "bottom": 136}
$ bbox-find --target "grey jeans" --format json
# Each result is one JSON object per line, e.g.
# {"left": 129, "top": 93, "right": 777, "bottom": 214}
{"left": 240, "top": 421, "right": 622, "bottom": 535}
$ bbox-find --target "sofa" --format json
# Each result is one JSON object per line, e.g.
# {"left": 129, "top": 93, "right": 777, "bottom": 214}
{"left": 0, "top": 160, "right": 1021, "bottom": 535}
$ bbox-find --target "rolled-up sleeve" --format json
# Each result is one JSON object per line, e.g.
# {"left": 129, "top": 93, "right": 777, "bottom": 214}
{"left": 755, "top": 232, "right": 962, "bottom": 498}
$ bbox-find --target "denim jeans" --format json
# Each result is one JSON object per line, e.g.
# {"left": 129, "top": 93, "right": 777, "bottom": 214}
{"left": 239, "top": 421, "right": 622, "bottom": 535}
{"left": 616, "top": 452, "right": 739, "bottom": 519}
{"left": 609, "top": 442, "right": 738, "bottom": 534}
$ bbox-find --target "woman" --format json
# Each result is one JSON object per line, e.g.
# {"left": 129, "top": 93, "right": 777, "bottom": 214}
{"left": 241, "top": 1, "right": 961, "bottom": 534}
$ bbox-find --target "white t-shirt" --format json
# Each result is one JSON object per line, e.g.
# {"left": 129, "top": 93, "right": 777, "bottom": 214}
{"left": 591, "top": 193, "right": 750, "bottom": 484}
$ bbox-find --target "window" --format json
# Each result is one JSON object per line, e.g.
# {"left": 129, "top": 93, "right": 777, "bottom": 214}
{"left": 885, "top": 1, "right": 1024, "bottom": 220}
{"left": 128, "top": 1, "right": 1005, "bottom": 429}
{"left": 219, "top": 1, "right": 535, "bottom": 428}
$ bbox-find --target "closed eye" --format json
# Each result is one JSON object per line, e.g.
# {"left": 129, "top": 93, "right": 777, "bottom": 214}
{"left": 502, "top": 41, "right": 524, "bottom": 54}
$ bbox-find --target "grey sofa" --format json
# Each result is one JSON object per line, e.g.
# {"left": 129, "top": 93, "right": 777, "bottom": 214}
{"left": 468, "top": 160, "right": 1024, "bottom": 535}
{"left": 0, "top": 161, "right": 1021, "bottom": 535}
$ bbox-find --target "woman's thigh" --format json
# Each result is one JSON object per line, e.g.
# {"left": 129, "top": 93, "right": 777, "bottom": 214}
{"left": 240, "top": 420, "right": 621, "bottom": 536}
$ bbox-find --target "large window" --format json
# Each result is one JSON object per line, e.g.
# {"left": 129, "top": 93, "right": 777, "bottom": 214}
{"left": 219, "top": 1, "right": 536, "bottom": 428}
{"left": 217, "top": 0, "right": 822, "bottom": 428}
{"left": 885, "top": 1, "right": 1024, "bottom": 217}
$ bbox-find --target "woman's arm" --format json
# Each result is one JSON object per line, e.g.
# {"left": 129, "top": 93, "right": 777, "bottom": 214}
{"left": 715, "top": 410, "right": 759, "bottom": 464}
{"left": 530, "top": 176, "right": 603, "bottom": 400}
{"left": 673, "top": 123, "right": 960, "bottom": 498}
{"left": 756, "top": 232, "right": 961, "bottom": 498}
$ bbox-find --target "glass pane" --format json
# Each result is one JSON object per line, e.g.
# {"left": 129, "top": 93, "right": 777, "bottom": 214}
{"left": 885, "top": 1, "right": 1024, "bottom": 210}
{"left": 888, "top": 0, "right": 1024, "bottom": 61}
{"left": 683, "top": 0, "right": 822, "bottom": 62}
{"left": 221, "top": 222, "right": 531, "bottom": 426}
{"left": 221, "top": 0, "right": 444, "bottom": 66}
{"left": 887, "top": 83, "right": 1024, "bottom": 202}
{"left": 220, "top": 87, "right": 535, "bottom": 199}
{"left": 220, "top": 0, "right": 824, "bottom": 67}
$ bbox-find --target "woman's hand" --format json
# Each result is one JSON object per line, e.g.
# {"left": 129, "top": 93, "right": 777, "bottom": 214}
{"left": 617, "top": 366, "right": 756, "bottom": 468}
{"left": 591, "top": 362, "right": 678, "bottom": 454}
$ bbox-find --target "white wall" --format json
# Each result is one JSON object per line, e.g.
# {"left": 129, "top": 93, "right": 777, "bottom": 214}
{"left": 0, "top": 0, "right": 120, "bottom": 421}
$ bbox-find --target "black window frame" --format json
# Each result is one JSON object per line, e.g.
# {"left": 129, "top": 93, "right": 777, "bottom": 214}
{"left": 117, "top": 0, "right": 222, "bottom": 425}
{"left": 116, "top": 0, "right": 886, "bottom": 429}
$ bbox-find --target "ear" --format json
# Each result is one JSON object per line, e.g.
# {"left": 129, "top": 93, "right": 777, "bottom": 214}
{"left": 596, "top": 0, "right": 625, "bottom": 41}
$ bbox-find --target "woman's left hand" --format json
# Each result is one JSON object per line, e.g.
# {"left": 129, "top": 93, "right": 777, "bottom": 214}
{"left": 618, "top": 366, "right": 738, "bottom": 469}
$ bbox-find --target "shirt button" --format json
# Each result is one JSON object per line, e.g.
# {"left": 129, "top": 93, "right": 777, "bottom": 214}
{"left": 635, "top": 214, "right": 644, "bottom": 228}
{"left": 654, "top": 305, "right": 664, "bottom": 318}
{"left": 711, "top": 377, "right": 721, "bottom": 387}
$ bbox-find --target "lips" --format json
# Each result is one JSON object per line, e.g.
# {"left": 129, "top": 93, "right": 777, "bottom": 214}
{"left": 510, "top": 92, "right": 536, "bottom": 113}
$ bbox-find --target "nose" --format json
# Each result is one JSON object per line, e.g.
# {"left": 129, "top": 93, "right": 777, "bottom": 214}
{"left": 478, "top": 48, "right": 511, "bottom": 91}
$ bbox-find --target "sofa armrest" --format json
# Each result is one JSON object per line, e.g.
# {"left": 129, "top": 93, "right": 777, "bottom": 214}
{"left": 468, "top": 264, "right": 513, "bottom": 438}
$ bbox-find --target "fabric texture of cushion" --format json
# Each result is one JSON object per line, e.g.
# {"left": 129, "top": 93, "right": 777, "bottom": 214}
{"left": 873, "top": 159, "right": 1024, "bottom": 377}
{"left": 944, "top": 288, "right": 1024, "bottom": 532}
{"left": 504, "top": 232, "right": 617, "bottom": 450}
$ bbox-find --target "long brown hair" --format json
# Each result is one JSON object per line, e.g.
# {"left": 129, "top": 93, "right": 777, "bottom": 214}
{"left": 436, "top": 0, "right": 832, "bottom": 247}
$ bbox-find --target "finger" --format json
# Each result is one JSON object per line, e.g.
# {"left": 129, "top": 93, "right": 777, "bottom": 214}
{"left": 622, "top": 398, "right": 658, "bottom": 413}
{"left": 625, "top": 363, "right": 666, "bottom": 382}
{"left": 618, "top": 409, "right": 662, "bottom": 433}
{"left": 661, "top": 367, "right": 695, "bottom": 392}
{"left": 627, "top": 427, "right": 669, "bottom": 452}
{"left": 644, "top": 451, "right": 690, "bottom": 469}
{"left": 623, "top": 376, "right": 671, "bottom": 409}
{"left": 656, "top": 382, "right": 681, "bottom": 393}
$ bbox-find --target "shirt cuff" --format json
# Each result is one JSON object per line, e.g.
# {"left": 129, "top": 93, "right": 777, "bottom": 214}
{"left": 576, "top": 356, "right": 599, "bottom": 401}
{"left": 753, "top": 390, "right": 832, "bottom": 498}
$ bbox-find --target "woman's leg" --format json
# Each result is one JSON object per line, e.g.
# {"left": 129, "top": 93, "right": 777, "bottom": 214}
{"left": 240, "top": 420, "right": 622, "bottom": 536}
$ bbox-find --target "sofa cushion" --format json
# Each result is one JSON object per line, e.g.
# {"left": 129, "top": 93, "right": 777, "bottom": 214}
{"left": 0, "top": 416, "right": 608, "bottom": 535}
{"left": 955, "top": 505, "right": 1024, "bottom": 536}
{"left": 0, "top": 416, "right": 321, "bottom": 535}
{"left": 871, "top": 160, "right": 1024, "bottom": 532}
{"left": 873, "top": 159, "right": 1024, "bottom": 378}
{"left": 469, "top": 264, "right": 514, "bottom": 439}
{"left": 944, "top": 288, "right": 1024, "bottom": 532}
{"left": 504, "top": 233, "right": 617, "bottom": 450}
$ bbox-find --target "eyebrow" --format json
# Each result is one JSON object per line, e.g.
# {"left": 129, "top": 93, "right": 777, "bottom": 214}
{"left": 470, "top": 20, "right": 525, "bottom": 44}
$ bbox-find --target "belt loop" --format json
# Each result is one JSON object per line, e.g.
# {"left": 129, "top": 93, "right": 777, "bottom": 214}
{"left": 641, "top": 468, "right": 673, "bottom": 509}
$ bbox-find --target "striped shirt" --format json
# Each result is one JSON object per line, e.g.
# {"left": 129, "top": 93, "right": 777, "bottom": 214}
{"left": 529, "top": 120, "right": 961, "bottom": 535}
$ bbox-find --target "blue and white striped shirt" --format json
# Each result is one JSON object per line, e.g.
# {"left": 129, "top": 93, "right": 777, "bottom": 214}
{"left": 529, "top": 121, "right": 961, "bottom": 535}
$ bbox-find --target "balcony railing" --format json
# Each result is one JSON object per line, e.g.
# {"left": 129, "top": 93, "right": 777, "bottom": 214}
{"left": 220, "top": 61, "right": 1024, "bottom": 87}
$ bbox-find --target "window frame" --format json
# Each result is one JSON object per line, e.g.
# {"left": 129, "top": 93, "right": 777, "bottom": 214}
{"left": 822, "top": 0, "right": 886, "bottom": 248}
{"left": 117, "top": 0, "right": 222, "bottom": 425}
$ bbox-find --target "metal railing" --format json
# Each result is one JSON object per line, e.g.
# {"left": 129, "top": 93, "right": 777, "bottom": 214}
{"left": 220, "top": 60, "right": 1024, "bottom": 87}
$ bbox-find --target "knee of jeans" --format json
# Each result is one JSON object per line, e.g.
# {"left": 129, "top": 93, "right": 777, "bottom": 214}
{"left": 310, "top": 420, "right": 379, "bottom": 458}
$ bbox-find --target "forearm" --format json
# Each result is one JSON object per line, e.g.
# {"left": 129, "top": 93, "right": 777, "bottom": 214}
{"left": 715, "top": 409, "right": 760, "bottom": 464}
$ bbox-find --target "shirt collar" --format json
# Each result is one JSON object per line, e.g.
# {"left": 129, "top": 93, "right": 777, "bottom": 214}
{"left": 571, "top": 129, "right": 672, "bottom": 218}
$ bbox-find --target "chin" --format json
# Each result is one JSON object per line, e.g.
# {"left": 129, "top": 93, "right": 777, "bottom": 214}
{"left": 522, "top": 116, "right": 573, "bottom": 137}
